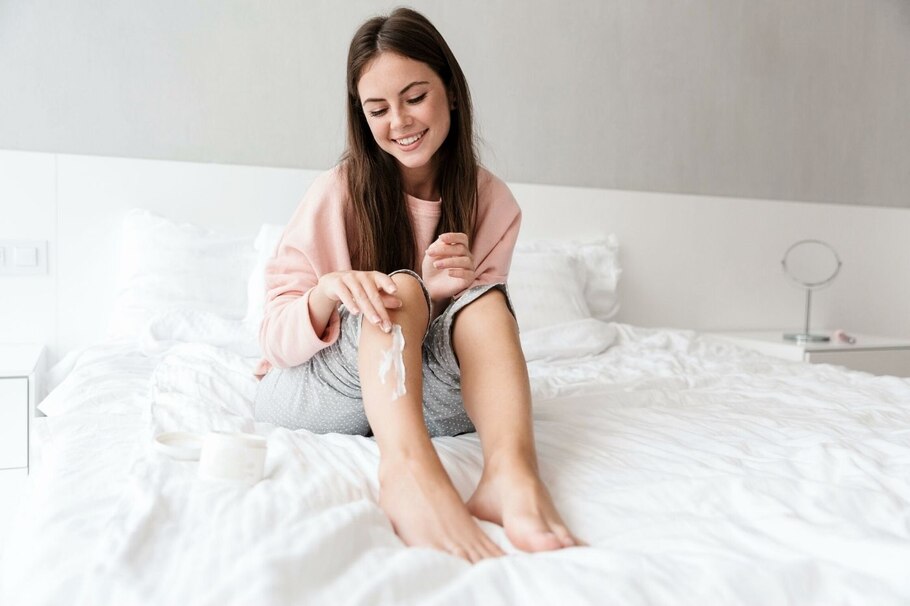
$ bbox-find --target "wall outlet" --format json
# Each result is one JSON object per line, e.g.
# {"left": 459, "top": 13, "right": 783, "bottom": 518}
{"left": 0, "top": 240, "right": 48, "bottom": 276}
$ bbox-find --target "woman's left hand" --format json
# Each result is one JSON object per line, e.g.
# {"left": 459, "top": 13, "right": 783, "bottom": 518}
{"left": 422, "top": 232, "right": 475, "bottom": 302}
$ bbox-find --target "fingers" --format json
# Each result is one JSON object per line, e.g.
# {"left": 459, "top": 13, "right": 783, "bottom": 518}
{"left": 430, "top": 255, "right": 474, "bottom": 279}
{"left": 372, "top": 273, "right": 402, "bottom": 312}
{"left": 426, "top": 232, "right": 470, "bottom": 258}
{"left": 444, "top": 268, "right": 474, "bottom": 280}
{"left": 375, "top": 272, "right": 398, "bottom": 295}
{"left": 439, "top": 232, "right": 469, "bottom": 246}
{"left": 431, "top": 255, "right": 473, "bottom": 271}
{"left": 426, "top": 233, "right": 474, "bottom": 283}
{"left": 379, "top": 293, "right": 402, "bottom": 309}
{"left": 426, "top": 243, "right": 470, "bottom": 259}
{"left": 335, "top": 272, "right": 401, "bottom": 333}
{"left": 355, "top": 273, "right": 393, "bottom": 332}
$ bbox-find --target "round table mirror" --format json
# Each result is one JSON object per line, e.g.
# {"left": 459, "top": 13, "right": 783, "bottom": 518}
{"left": 781, "top": 239, "right": 841, "bottom": 342}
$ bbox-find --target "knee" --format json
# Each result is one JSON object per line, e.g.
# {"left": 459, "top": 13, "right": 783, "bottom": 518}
{"left": 454, "top": 288, "right": 517, "bottom": 338}
{"left": 389, "top": 272, "right": 429, "bottom": 323}
{"left": 469, "top": 288, "right": 512, "bottom": 321}
{"left": 475, "top": 287, "right": 508, "bottom": 309}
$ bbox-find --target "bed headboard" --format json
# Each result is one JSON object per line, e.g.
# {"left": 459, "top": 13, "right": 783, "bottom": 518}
{"left": 3, "top": 149, "right": 910, "bottom": 364}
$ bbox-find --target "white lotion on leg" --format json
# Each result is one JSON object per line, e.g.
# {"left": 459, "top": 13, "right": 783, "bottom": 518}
{"left": 378, "top": 323, "right": 407, "bottom": 400}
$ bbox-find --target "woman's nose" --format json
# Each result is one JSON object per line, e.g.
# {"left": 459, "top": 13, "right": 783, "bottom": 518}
{"left": 390, "top": 106, "right": 412, "bottom": 130}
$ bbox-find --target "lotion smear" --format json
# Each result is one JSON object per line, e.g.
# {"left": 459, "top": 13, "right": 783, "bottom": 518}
{"left": 378, "top": 324, "right": 407, "bottom": 400}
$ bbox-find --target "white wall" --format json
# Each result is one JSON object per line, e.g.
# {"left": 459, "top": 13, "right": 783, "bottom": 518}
{"left": 1, "top": 1, "right": 909, "bottom": 208}
{"left": 0, "top": 151, "right": 56, "bottom": 348}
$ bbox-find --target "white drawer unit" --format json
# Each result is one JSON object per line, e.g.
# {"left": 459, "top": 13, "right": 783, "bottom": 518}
{"left": 708, "top": 331, "right": 910, "bottom": 377}
{"left": 0, "top": 343, "right": 45, "bottom": 472}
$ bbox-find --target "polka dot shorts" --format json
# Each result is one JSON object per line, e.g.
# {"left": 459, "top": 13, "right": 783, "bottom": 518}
{"left": 253, "top": 270, "right": 514, "bottom": 438}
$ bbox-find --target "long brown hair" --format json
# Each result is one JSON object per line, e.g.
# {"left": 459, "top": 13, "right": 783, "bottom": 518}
{"left": 343, "top": 7, "right": 478, "bottom": 273}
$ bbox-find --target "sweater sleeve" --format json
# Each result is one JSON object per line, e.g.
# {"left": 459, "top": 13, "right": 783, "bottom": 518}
{"left": 257, "top": 169, "right": 353, "bottom": 371}
{"left": 467, "top": 169, "right": 522, "bottom": 290}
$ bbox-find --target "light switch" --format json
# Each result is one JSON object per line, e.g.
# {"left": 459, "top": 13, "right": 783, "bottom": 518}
{"left": 14, "top": 247, "right": 38, "bottom": 267}
{"left": 0, "top": 240, "right": 48, "bottom": 275}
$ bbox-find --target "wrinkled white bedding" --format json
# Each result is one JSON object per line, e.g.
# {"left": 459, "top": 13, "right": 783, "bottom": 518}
{"left": 3, "top": 324, "right": 910, "bottom": 605}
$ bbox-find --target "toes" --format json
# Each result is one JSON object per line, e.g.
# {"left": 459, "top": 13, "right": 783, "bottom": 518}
{"left": 447, "top": 540, "right": 502, "bottom": 564}
{"left": 539, "top": 531, "right": 565, "bottom": 551}
{"left": 468, "top": 547, "right": 488, "bottom": 564}
{"left": 553, "top": 525, "right": 577, "bottom": 548}
{"left": 446, "top": 544, "right": 470, "bottom": 562}
{"left": 505, "top": 515, "right": 566, "bottom": 552}
{"left": 466, "top": 536, "right": 505, "bottom": 562}
{"left": 478, "top": 536, "right": 505, "bottom": 559}
{"left": 485, "top": 537, "right": 506, "bottom": 558}
{"left": 522, "top": 531, "right": 564, "bottom": 552}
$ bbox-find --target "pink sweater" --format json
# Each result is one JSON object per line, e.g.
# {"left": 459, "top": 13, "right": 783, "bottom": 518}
{"left": 256, "top": 165, "right": 521, "bottom": 377}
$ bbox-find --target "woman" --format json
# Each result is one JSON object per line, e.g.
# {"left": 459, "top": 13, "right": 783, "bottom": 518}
{"left": 255, "top": 7, "right": 579, "bottom": 562}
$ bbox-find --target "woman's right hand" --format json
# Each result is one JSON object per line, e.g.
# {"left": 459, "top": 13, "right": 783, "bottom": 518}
{"left": 315, "top": 271, "right": 401, "bottom": 333}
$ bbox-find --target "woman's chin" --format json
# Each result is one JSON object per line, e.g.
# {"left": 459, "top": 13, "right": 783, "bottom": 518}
{"left": 395, "top": 154, "right": 432, "bottom": 170}
{"left": 395, "top": 156, "right": 433, "bottom": 178}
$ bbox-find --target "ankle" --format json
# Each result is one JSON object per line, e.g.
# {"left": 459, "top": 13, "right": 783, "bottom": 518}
{"left": 483, "top": 447, "right": 539, "bottom": 478}
{"left": 379, "top": 443, "right": 442, "bottom": 480}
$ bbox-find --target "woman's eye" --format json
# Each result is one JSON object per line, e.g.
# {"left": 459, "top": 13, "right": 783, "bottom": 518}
{"left": 406, "top": 93, "right": 427, "bottom": 105}
{"left": 369, "top": 108, "right": 388, "bottom": 118}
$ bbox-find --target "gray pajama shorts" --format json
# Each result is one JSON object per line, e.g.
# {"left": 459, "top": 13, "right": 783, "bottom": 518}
{"left": 253, "top": 270, "right": 515, "bottom": 438}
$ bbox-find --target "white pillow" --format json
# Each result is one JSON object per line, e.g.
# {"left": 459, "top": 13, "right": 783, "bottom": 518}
{"left": 507, "top": 250, "right": 591, "bottom": 332}
{"left": 521, "top": 318, "right": 617, "bottom": 362}
{"left": 515, "top": 235, "right": 621, "bottom": 320}
{"left": 38, "top": 343, "right": 159, "bottom": 416}
{"left": 243, "top": 223, "right": 285, "bottom": 331}
{"left": 108, "top": 210, "right": 256, "bottom": 340}
{"left": 139, "top": 309, "right": 260, "bottom": 358}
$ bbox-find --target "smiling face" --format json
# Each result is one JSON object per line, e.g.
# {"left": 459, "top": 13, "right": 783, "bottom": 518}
{"left": 357, "top": 52, "right": 453, "bottom": 196}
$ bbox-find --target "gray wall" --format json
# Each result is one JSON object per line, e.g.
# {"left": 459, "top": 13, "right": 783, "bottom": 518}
{"left": 2, "top": 0, "right": 908, "bottom": 208}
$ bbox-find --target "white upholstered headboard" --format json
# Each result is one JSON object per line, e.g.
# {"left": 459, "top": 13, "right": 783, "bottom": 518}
{"left": 3, "top": 149, "right": 910, "bottom": 364}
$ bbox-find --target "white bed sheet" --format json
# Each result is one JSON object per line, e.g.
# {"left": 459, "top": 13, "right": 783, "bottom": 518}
{"left": 2, "top": 324, "right": 910, "bottom": 605}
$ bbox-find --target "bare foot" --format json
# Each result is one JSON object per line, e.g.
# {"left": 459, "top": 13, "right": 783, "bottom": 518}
{"left": 379, "top": 454, "right": 505, "bottom": 563}
{"left": 466, "top": 457, "right": 581, "bottom": 552}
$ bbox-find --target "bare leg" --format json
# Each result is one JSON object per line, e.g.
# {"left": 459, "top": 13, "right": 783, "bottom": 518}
{"left": 455, "top": 289, "right": 581, "bottom": 551}
{"left": 358, "top": 273, "right": 504, "bottom": 562}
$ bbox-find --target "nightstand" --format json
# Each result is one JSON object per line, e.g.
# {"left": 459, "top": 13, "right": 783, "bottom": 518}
{"left": 0, "top": 343, "right": 45, "bottom": 473}
{"left": 708, "top": 331, "right": 910, "bottom": 377}
{"left": 0, "top": 343, "right": 44, "bottom": 551}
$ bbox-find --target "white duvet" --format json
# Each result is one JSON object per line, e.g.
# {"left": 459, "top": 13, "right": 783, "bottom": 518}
{"left": 3, "top": 323, "right": 910, "bottom": 605}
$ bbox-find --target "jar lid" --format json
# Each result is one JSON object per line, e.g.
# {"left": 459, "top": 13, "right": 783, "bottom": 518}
{"left": 153, "top": 431, "right": 204, "bottom": 460}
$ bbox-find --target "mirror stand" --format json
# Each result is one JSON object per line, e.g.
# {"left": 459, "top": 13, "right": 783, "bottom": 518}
{"left": 781, "top": 239, "right": 841, "bottom": 343}
{"left": 783, "top": 289, "right": 830, "bottom": 342}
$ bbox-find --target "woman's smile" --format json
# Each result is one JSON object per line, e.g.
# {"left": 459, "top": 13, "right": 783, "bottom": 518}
{"left": 393, "top": 129, "right": 428, "bottom": 149}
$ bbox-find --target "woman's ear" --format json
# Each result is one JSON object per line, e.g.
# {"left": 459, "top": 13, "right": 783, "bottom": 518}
{"left": 448, "top": 91, "right": 456, "bottom": 111}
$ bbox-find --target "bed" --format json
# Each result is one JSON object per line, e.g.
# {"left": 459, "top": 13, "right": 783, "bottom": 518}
{"left": 2, "top": 202, "right": 910, "bottom": 606}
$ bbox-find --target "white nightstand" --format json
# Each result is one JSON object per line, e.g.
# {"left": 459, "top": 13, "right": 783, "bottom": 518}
{"left": 708, "top": 331, "right": 910, "bottom": 377}
{"left": 0, "top": 343, "right": 45, "bottom": 474}
{"left": 0, "top": 343, "right": 44, "bottom": 551}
